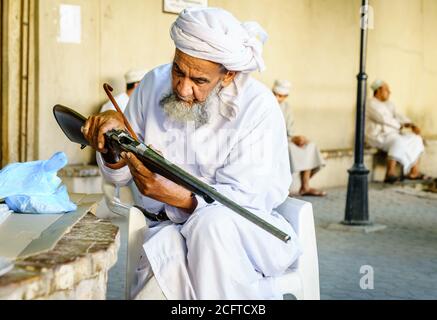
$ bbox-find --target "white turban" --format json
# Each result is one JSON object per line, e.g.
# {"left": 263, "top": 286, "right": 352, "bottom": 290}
{"left": 273, "top": 80, "right": 292, "bottom": 95}
{"left": 370, "top": 79, "right": 384, "bottom": 91}
{"left": 170, "top": 7, "right": 268, "bottom": 73}
{"left": 125, "top": 69, "right": 147, "bottom": 84}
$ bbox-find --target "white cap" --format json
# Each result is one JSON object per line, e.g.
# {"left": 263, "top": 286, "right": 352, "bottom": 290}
{"left": 124, "top": 69, "right": 147, "bottom": 84}
{"left": 272, "top": 79, "right": 292, "bottom": 95}
{"left": 370, "top": 79, "right": 384, "bottom": 91}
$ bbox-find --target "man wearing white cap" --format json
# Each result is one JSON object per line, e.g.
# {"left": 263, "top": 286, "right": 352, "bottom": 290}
{"left": 366, "top": 80, "right": 428, "bottom": 183}
{"left": 82, "top": 8, "right": 300, "bottom": 299}
{"left": 100, "top": 69, "right": 146, "bottom": 113}
{"left": 273, "top": 80, "right": 326, "bottom": 196}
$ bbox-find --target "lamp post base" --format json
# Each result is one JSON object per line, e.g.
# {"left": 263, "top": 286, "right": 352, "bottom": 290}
{"left": 344, "top": 165, "right": 370, "bottom": 225}
{"left": 327, "top": 222, "right": 386, "bottom": 234}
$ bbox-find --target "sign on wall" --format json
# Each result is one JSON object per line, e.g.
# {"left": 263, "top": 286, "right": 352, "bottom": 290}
{"left": 57, "top": 4, "right": 81, "bottom": 44}
{"left": 163, "top": 0, "right": 208, "bottom": 14}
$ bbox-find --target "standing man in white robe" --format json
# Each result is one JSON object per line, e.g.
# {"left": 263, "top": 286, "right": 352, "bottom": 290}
{"left": 273, "top": 80, "right": 326, "bottom": 196}
{"left": 82, "top": 8, "right": 301, "bottom": 300}
{"left": 100, "top": 69, "right": 146, "bottom": 113}
{"left": 366, "top": 80, "right": 428, "bottom": 183}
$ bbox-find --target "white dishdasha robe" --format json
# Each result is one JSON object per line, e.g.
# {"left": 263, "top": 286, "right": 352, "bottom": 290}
{"left": 97, "top": 64, "right": 301, "bottom": 299}
{"left": 365, "top": 97, "right": 424, "bottom": 174}
{"left": 279, "top": 101, "right": 325, "bottom": 174}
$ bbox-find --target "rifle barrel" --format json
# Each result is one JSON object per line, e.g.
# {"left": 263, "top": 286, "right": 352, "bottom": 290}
{"left": 105, "top": 130, "right": 291, "bottom": 243}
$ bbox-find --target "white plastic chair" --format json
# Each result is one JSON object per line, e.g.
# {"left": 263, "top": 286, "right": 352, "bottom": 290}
{"left": 102, "top": 183, "right": 151, "bottom": 300}
{"left": 276, "top": 198, "right": 320, "bottom": 300}
{"left": 103, "top": 183, "right": 320, "bottom": 300}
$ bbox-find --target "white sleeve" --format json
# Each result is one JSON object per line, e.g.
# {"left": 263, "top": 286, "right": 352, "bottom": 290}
{"left": 283, "top": 103, "right": 295, "bottom": 137}
{"left": 123, "top": 83, "right": 146, "bottom": 142}
{"left": 367, "top": 100, "right": 401, "bottom": 130}
{"left": 392, "top": 104, "right": 411, "bottom": 125}
{"left": 209, "top": 108, "right": 292, "bottom": 214}
{"left": 163, "top": 194, "right": 209, "bottom": 224}
{"left": 96, "top": 152, "right": 132, "bottom": 186}
{"left": 100, "top": 101, "right": 113, "bottom": 113}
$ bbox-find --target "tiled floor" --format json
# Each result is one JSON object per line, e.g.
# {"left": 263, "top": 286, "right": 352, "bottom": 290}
{"left": 106, "top": 183, "right": 437, "bottom": 300}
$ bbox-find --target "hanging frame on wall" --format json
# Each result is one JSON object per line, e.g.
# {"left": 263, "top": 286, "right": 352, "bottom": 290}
{"left": 163, "top": 0, "right": 208, "bottom": 14}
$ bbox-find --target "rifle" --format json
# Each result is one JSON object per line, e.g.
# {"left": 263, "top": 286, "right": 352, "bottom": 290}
{"left": 53, "top": 104, "right": 291, "bottom": 243}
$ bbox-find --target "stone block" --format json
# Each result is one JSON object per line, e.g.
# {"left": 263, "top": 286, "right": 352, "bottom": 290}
{"left": 0, "top": 214, "right": 119, "bottom": 300}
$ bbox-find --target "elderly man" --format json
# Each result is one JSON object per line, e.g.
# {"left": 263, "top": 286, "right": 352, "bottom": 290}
{"left": 273, "top": 80, "right": 326, "bottom": 196}
{"left": 100, "top": 68, "right": 146, "bottom": 113}
{"left": 366, "top": 80, "right": 427, "bottom": 183}
{"left": 82, "top": 8, "right": 300, "bottom": 300}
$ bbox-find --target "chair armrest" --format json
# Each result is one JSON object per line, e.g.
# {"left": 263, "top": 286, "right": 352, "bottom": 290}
{"left": 102, "top": 182, "right": 132, "bottom": 217}
{"left": 276, "top": 197, "right": 311, "bottom": 230}
{"left": 275, "top": 197, "right": 320, "bottom": 300}
{"left": 126, "top": 206, "right": 149, "bottom": 300}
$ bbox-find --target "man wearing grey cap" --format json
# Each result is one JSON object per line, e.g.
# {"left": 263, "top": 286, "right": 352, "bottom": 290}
{"left": 366, "top": 80, "right": 428, "bottom": 183}
{"left": 100, "top": 69, "right": 147, "bottom": 113}
{"left": 273, "top": 80, "right": 326, "bottom": 196}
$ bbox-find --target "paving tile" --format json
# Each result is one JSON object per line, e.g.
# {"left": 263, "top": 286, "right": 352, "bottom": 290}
{"left": 106, "top": 183, "right": 437, "bottom": 300}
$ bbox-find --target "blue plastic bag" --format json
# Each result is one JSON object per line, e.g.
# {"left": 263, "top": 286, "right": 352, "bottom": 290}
{"left": 6, "top": 185, "right": 77, "bottom": 214}
{"left": 0, "top": 152, "right": 77, "bottom": 214}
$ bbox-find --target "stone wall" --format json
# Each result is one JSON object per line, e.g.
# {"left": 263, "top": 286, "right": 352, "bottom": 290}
{"left": 0, "top": 214, "right": 119, "bottom": 300}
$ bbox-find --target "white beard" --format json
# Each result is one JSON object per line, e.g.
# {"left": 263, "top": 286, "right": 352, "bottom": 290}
{"left": 159, "top": 83, "right": 221, "bottom": 129}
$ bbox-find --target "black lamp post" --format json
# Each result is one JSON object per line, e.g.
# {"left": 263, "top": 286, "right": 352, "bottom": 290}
{"left": 343, "top": 0, "right": 371, "bottom": 225}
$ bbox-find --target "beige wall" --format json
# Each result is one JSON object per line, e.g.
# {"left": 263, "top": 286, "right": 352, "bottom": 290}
{"left": 38, "top": 0, "right": 101, "bottom": 164}
{"left": 368, "top": 0, "right": 437, "bottom": 138}
{"left": 36, "top": 0, "right": 437, "bottom": 164}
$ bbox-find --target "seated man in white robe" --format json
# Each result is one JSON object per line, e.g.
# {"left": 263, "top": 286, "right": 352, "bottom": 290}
{"left": 82, "top": 8, "right": 300, "bottom": 299}
{"left": 366, "top": 79, "right": 428, "bottom": 183}
{"left": 100, "top": 68, "right": 146, "bottom": 113}
{"left": 273, "top": 80, "right": 326, "bottom": 197}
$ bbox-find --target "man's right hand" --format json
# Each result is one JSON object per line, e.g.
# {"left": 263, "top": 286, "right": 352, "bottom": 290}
{"left": 402, "top": 123, "right": 421, "bottom": 135}
{"left": 81, "top": 110, "right": 126, "bottom": 152}
{"left": 82, "top": 110, "right": 126, "bottom": 170}
{"left": 81, "top": 111, "right": 128, "bottom": 169}
{"left": 292, "top": 135, "right": 308, "bottom": 147}
{"left": 412, "top": 125, "right": 421, "bottom": 135}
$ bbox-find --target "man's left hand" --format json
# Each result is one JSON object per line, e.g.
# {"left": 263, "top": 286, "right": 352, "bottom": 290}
{"left": 412, "top": 125, "right": 421, "bottom": 135}
{"left": 291, "top": 135, "right": 308, "bottom": 147}
{"left": 121, "top": 152, "right": 197, "bottom": 214}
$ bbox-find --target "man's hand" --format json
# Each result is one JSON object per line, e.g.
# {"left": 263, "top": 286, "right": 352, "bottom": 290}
{"left": 81, "top": 110, "right": 126, "bottom": 152}
{"left": 122, "top": 152, "right": 198, "bottom": 214}
{"left": 412, "top": 125, "right": 421, "bottom": 135}
{"left": 402, "top": 123, "right": 421, "bottom": 135}
{"left": 291, "top": 135, "right": 308, "bottom": 147}
{"left": 81, "top": 111, "right": 128, "bottom": 169}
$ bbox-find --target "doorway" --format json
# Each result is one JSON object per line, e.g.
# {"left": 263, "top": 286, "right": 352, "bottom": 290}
{"left": 0, "top": 0, "right": 3, "bottom": 167}
{"left": 0, "top": 0, "right": 37, "bottom": 167}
